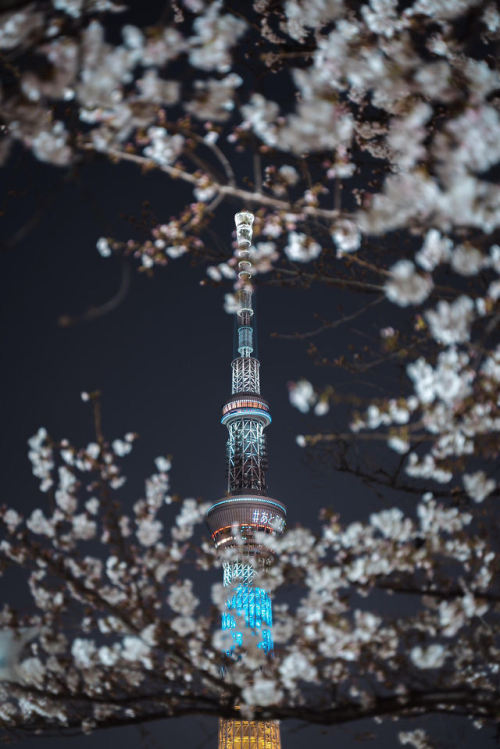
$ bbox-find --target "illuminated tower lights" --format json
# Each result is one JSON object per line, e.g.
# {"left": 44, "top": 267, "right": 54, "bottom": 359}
{"left": 206, "top": 211, "right": 286, "bottom": 749}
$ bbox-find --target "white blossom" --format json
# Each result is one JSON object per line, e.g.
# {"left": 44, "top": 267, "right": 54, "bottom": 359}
{"left": 278, "top": 165, "right": 299, "bottom": 185}
{"left": 86, "top": 442, "right": 100, "bottom": 459}
{"left": 55, "top": 489, "right": 77, "bottom": 514}
{"left": 463, "top": 471, "right": 496, "bottom": 503}
{"left": 3, "top": 509, "right": 22, "bottom": 531}
{"left": 410, "top": 644, "right": 446, "bottom": 669}
{"left": 387, "top": 436, "right": 409, "bottom": 454}
{"left": 425, "top": 296, "right": 475, "bottom": 345}
{"left": 288, "top": 380, "right": 315, "bottom": 413}
{"left": 136, "top": 70, "right": 179, "bottom": 105}
{"left": 71, "top": 638, "right": 96, "bottom": 667}
{"left": 249, "top": 242, "right": 279, "bottom": 275}
{"left": 53, "top": 0, "right": 83, "bottom": 18}
{"left": 384, "top": 260, "right": 433, "bottom": 307}
{"left": 72, "top": 514, "right": 96, "bottom": 540}
{"left": 32, "top": 122, "right": 72, "bottom": 166}
{"left": 176, "top": 499, "right": 204, "bottom": 527}
{"left": 98, "top": 645, "right": 118, "bottom": 667}
{"left": 27, "top": 510, "right": 54, "bottom": 537}
{"left": 284, "top": 232, "right": 322, "bottom": 263}
{"left": 387, "top": 102, "right": 432, "bottom": 170}
{"left": 314, "top": 399, "right": 329, "bottom": 416}
{"left": 331, "top": 219, "right": 361, "bottom": 255}
{"left": 399, "top": 729, "right": 433, "bottom": 748}
{"left": 171, "top": 616, "right": 197, "bottom": 636}
{"left": 168, "top": 580, "right": 199, "bottom": 616}
{"left": 188, "top": 1, "right": 247, "bottom": 73}
{"left": 450, "top": 244, "right": 485, "bottom": 276}
{"left": 0, "top": 8, "right": 44, "bottom": 50}
{"left": 482, "top": 3, "right": 500, "bottom": 31}
{"left": 96, "top": 237, "right": 111, "bottom": 257}
{"left": 136, "top": 518, "right": 162, "bottom": 547}
{"left": 262, "top": 215, "right": 283, "bottom": 239}
{"left": 224, "top": 293, "right": 239, "bottom": 314}
{"left": 439, "top": 595, "right": 488, "bottom": 637}
{"left": 279, "top": 651, "right": 318, "bottom": 690}
{"left": 487, "top": 279, "right": 500, "bottom": 300}
{"left": 481, "top": 344, "right": 500, "bottom": 383}
{"left": 436, "top": 106, "right": 500, "bottom": 180}
{"left": 489, "top": 245, "right": 500, "bottom": 274}
{"left": 415, "top": 229, "right": 452, "bottom": 271}
{"left": 0, "top": 628, "right": 39, "bottom": 681}
{"left": 154, "top": 456, "right": 171, "bottom": 473}
{"left": 407, "top": 453, "right": 452, "bottom": 484}
{"left": 407, "top": 348, "right": 473, "bottom": 406}
{"left": 122, "top": 636, "right": 151, "bottom": 668}
{"left": 186, "top": 74, "right": 242, "bottom": 121}
{"left": 85, "top": 498, "right": 99, "bottom": 514}
{"left": 193, "top": 176, "right": 217, "bottom": 203}
{"left": 112, "top": 439, "right": 132, "bottom": 457}
{"left": 144, "top": 127, "right": 184, "bottom": 166}
{"left": 242, "top": 676, "right": 283, "bottom": 707}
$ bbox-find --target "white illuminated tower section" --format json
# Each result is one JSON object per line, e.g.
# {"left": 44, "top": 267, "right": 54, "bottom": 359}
{"left": 206, "top": 211, "right": 286, "bottom": 749}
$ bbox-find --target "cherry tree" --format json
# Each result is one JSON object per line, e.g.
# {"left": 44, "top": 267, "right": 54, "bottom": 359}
{"left": 1, "top": 0, "right": 499, "bottom": 745}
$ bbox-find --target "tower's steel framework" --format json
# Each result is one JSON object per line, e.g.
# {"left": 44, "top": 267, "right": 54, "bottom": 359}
{"left": 206, "top": 211, "right": 286, "bottom": 749}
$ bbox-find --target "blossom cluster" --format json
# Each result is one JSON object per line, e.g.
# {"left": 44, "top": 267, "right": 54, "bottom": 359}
{"left": 1, "top": 417, "right": 499, "bottom": 737}
{"left": 1, "top": 426, "right": 499, "bottom": 735}
{"left": 1, "top": 0, "right": 498, "bottom": 278}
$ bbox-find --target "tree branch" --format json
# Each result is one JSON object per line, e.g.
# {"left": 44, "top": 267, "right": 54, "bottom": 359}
{"left": 84, "top": 145, "right": 343, "bottom": 221}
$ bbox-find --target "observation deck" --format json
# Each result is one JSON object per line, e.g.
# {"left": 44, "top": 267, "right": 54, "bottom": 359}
{"left": 206, "top": 493, "right": 286, "bottom": 551}
{"left": 221, "top": 394, "right": 271, "bottom": 427}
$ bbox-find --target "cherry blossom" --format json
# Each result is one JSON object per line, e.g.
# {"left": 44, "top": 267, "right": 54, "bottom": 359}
{"left": 331, "top": 219, "right": 361, "bottom": 256}
{"left": 384, "top": 260, "right": 433, "bottom": 307}
{"left": 96, "top": 237, "right": 112, "bottom": 257}
{"left": 143, "top": 128, "right": 185, "bottom": 167}
{"left": 463, "top": 471, "right": 496, "bottom": 503}
{"left": 410, "top": 644, "right": 446, "bottom": 670}
{"left": 0, "top": 415, "right": 499, "bottom": 737}
{"left": 425, "top": 296, "right": 475, "bottom": 345}
{"left": 415, "top": 230, "right": 453, "bottom": 272}
{"left": 284, "top": 232, "right": 322, "bottom": 263}
{"left": 288, "top": 379, "right": 316, "bottom": 413}
{"left": 398, "top": 729, "right": 433, "bottom": 748}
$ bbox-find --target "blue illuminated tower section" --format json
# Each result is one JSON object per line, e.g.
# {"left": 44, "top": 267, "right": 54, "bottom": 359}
{"left": 206, "top": 211, "right": 286, "bottom": 749}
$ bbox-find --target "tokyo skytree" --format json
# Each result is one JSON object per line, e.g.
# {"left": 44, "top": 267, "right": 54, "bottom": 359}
{"left": 206, "top": 211, "right": 287, "bottom": 749}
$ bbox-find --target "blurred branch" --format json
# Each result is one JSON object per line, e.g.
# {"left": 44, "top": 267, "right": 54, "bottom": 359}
{"left": 58, "top": 259, "right": 131, "bottom": 327}
{"left": 85, "top": 145, "right": 343, "bottom": 221}
{"left": 271, "top": 295, "right": 385, "bottom": 340}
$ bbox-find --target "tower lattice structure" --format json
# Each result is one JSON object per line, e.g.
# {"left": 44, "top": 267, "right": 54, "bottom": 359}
{"left": 206, "top": 211, "right": 286, "bottom": 749}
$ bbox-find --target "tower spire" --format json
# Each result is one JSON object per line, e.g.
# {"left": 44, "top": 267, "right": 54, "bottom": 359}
{"left": 235, "top": 211, "right": 256, "bottom": 358}
{"left": 206, "top": 211, "right": 285, "bottom": 749}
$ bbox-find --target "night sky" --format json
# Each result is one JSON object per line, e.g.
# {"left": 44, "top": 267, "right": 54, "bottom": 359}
{"left": 0, "top": 3, "right": 495, "bottom": 746}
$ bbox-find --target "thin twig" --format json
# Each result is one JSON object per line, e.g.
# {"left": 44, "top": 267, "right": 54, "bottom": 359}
{"left": 269, "top": 267, "right": 383, "bottom": 293}
{"left": 272, "top": 295, "right": 385, "bottom": 340}
{"left": 84, "top": 144, "right": 343, "bottom": 221}
{"left": 253, "top": 152, "right": 263, "bottom": 193}
{"left": 58, "top": 260, "right": 131, "bottom": 327}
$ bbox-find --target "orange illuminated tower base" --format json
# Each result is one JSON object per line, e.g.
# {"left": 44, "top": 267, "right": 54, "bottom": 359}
{"left": 218, "top": 717, "right": 281, "bottom": 749}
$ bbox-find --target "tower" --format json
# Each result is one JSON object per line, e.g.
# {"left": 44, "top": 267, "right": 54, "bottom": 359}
{"left": 206, "top": 211, "right": 286, "bottom": 749}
